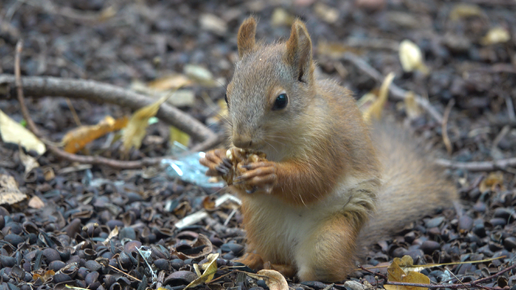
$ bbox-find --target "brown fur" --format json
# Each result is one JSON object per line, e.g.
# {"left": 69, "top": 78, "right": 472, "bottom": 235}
{"left": 199, "top": 16, "right": 457, "bottom": 282}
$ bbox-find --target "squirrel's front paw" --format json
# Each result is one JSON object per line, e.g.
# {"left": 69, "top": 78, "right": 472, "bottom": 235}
{"left": 199, "top": 149, "right": 232, "bottom": 177}
{"left": 235, "top": 161, "right": 278, "bottom": 194}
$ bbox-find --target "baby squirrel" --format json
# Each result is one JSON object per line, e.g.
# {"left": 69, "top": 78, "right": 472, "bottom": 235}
{"left": 200, "top": 17, "right": 457, "bottom": 282}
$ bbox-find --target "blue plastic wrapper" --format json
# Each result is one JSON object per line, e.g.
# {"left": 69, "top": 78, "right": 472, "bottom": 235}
{"left": 161, "top": 142, "right": 225, "bottom": 188}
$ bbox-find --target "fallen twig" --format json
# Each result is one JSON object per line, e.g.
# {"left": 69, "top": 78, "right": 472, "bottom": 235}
{"left": 11, "top": 42, "right": 218, "bottom": 169}
{"left": 435, "top": 157, "right": 516, "bottom": 171}
{"left": 442, "top": 99, "right": 455, "bottom": 155}
{"left": 342, "top": 52, "right": 444, "bottom": 124}
{"left": 0, "top": 74, "right": 216, "bottom": 145}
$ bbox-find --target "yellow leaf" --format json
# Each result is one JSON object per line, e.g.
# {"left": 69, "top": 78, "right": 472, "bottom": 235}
{"left": 122, "top": 94, "right": 172, "bottom": 152}
{"left": 147, "top": 74, "right": 192, "bottom": 91}
{"left": 19, "top": 146, "right": 39, "bottom": 174}
{"left": 363, "top": 72, "right": 395, "bottom": 123}
{"left": 479, "top": 171, "right": 505, "bottom": 192}
{"left": 0, "top": 109, "right": 46, "bottom": 155}
{"left": 449, "top": 4, "right": 483, "bottom": 21}
{"left": 170, "top": 126, "right": 190, "bottom": 147}
{"left": 481, "top": 27, "right": 510, "bottom": 46}
{"left": 185, "top": 253, "right": 219, "bottom": 288}
{"left": 0, "top": 174, "right": 27, "bottom": 205}
{"left": 399, "top": 40, "right": 429, "bottom": 75}
{"left": 271, "top": 8, "right": 295, "bottom": 27}
{"left": 404, "top": 91, "right": 422, "bottom": 119}
{"left": 62, "top": 116, "right": 128, "bottom": 153}
{"left": 314, "top": 3, "right": 339, "bottom": 24}
{"left": 385, "top": 256, "right": 430, "bottom": 290}
{"left": 357, "top": 92, "right": 378, "bottom": 113}
{"left": 184, "top": 65, "right": 217, "bottom": 87}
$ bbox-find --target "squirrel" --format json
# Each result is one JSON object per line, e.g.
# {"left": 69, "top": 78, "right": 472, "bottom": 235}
{"left": 199, "top": 17, "right": 458, "bottom": 282}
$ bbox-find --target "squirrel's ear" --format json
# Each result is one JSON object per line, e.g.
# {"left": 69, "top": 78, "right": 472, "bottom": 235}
{"left": 237, "top": 17, "right": 257, "bottom": 58}
{"left": 285, "top": 19, "right": 314, "bottom": 84}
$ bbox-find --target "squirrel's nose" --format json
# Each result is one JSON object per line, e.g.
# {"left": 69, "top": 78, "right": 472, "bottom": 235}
{"left": 233, "top": 136, "right": 253, "bottom": 149}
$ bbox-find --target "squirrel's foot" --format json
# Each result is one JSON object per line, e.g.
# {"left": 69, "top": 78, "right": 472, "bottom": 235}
{"left": 236, "top": 161, "right": 277, "bottom": 193}
{"left": 263, "top": 261, "right": 297, "bottom": 278}
{"left": 200, "top": 149, "right": 232, "bottom": 176}
{"left": 235, "top": 252, "right": 264, "bottom": 269}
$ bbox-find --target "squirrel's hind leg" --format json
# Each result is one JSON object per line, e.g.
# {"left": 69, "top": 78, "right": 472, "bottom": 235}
{"left": 294, "top": 214, "right": 359, "bottom": 282}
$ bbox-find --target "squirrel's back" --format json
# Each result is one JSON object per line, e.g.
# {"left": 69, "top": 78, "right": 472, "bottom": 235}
{"left": 358, "top": 121, "right": 458, "bottom": 250}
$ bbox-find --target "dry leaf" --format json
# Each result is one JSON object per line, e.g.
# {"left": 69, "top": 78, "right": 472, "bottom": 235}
{"left": 184, "top": 64, "right": 218, "bottom": 87}
{"left": 185, "top": 253, "right": 220, "bottom": 288}
{"left": 170, "top": 126, "right": 190, "bottom": 147}
{"left": 0, "top": 174, "right": 27, "bottom": 205}
{"left": 357, "top": 92, "right": 378, "bottom": 113}
{"left": 147, "top": 74, "right": 192, "bottom": 90}
{"left": 404, "top": 91, "right": 422, "bottom": 119}
{"left": 122, "top": 95, "right": 171, "bottom": 152}
{"left": 28, "top": 196, "right": 45, "bottom": 209}
{"left": 317, "top": 41, "right": 361, "bottom": 59}
{"left": 449, "top": 4, "right": 483, "bottom": 21}
{"left": 314, "top": 3, "right": 339, "bottom": 23}
{"left": 363, "top": 73, "right": 395, "bottom": 123}
{"left": 202, "top": 196, "right": 217, "bottom": 211}
{"left": 33, "top": 270, "right": 55, "bottom": 283}
{"left": 98, "top": 5, "right": 117, "bottom": 21}
{"left": 174, "top": 233, "right": 213, "bottom": 259}
{"left": 43, "top": 167, "right": 55, "bottom": 181}
{"left": 479, "top": 172, "right": 505, "bottom": 192}
{"left": 0, "top": 109, "right": 46, "bottom": 155}
{"left": 102, "top": 226, "right": 119, "bottom": 245}
{"left": 247, "top": 269, "right": 289, "bottom": 290}
{"left": 131, "top": 80, "right": 195, "bottom": 107}
{"left": 62, "top": 116, "right": 128, "bottom": 153}
{"left": 481, "top": 27, "right": 510, "bottom": 46}
{"left": 200, "top": 14, "right": 227, "bottom": 35}
{"left": 399, "top": 40, "right": 429, "bottom": 75}
{"left": 19, "top": 146, "right": 39, "bottom": 174}
{"left": 385, "top": 256, "right": 430, "bottom": 290}
{"left": 271, "top": 8, "right": 295, "bottom": 27}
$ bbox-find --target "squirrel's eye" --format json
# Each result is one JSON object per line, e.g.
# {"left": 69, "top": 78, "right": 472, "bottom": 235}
{"left": 272, "top": 93, "right": 288, "bottom": 111}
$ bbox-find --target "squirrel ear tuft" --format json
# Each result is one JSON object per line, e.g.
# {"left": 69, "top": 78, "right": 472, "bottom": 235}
{"left": 237, "top": 17, "right": 257, "bottom": 58}
{"left": 285, "top": 19, "right": 314, "bottom": 84}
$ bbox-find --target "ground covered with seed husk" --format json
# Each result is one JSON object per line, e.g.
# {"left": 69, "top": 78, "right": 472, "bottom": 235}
{"left": 1, "top": 1, "right": 516, "bottom": 290}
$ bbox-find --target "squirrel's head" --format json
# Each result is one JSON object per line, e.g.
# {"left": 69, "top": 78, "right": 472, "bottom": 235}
{"left": 225, "top": 16, "right": 316, "bottom": 161}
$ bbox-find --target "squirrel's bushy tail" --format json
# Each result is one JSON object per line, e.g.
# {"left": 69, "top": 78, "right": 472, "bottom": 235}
{"left": 357, "top": 121, "right": 458, "bottom": 250}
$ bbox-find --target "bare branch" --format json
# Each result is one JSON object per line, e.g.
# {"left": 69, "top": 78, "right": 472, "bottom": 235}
{"left": 0, "top": 74, "right": 217, "bottom": 144}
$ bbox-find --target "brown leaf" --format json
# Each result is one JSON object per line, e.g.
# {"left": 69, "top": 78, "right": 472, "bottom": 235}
{"left": 28, "top": 196, "right": 45, "bottom": 209}
{"left": 247, "top": 269, "right": 289, "bottom": 290}
{"left": 0, "top": 174, "right": 27, "bottom": 205}
{"left": 202, "top": 196, "right": 217, "bottom": 211}
{"left": 479, "top": 172, "right": 505, "bottom": 192}
{"left": 62, "top": 116, "right": 128, "bottom": 153}
{"left": 175, "top": 234, "right": 213, "bottom": 259}
{"left": 385, "top": 256, "right": 430, "bottom": 290}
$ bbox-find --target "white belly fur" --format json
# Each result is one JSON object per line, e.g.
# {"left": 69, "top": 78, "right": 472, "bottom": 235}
{"left": 237, "top": 176, "right": 363, "bottom": 264}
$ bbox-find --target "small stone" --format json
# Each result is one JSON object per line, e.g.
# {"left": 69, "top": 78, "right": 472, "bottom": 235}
{"left": 420, "top": 240, "right": 441, "bottom": 254}
{"left": 4, "top": 234, "right": 25, "bottom": 247}
{"left": 42, "top": 248, "right": 61, "bottom": 262}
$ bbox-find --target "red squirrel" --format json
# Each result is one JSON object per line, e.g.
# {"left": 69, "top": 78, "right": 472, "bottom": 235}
{"left": 200, "top": 17, "right": 457, "bottom": 282}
